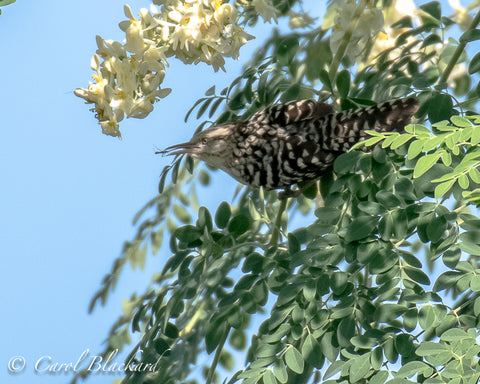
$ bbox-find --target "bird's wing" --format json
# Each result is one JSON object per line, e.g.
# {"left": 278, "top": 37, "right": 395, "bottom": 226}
{"left": 248, "top": 99, "right": 334, "bottom": 128}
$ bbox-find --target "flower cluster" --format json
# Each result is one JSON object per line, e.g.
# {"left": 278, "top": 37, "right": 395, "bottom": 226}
{"left": 364, "top": 0, "right": 468, "bottom": 91}
{"left": 449, "top": 0, "right": 473, "bottom": 31}
{"left": 366, "top": 0, "right": 418, "bottom": 64}
{"left": 326, "top": 0, "right": 384, "bottom": 63}
{"left": 75, "top": 0, "right": 253, "bottom": 138}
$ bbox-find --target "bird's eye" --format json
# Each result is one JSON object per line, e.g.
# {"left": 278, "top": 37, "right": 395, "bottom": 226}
{"left": 201, "top": 138, "right": 208, "bottom": 145}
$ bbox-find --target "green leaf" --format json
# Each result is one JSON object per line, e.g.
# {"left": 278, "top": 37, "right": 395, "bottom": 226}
{"left": 413, "top": 152, "right": 441, "bottom": 178}
{"left": 470, "top": 275, "right": 480, "bottom": 291}
{"left": 351, "top": 334, "right": 378, "bottom": 349}
{"left": 459, "top": 29, "right": 480, "bottom": 43}
{"left": 184, "top": 97, "right": 207, "bottom": 122}
{"left": 154, "top": 338, "right": 170, "bottom": 355}
{"left": 336, "top": 70, "right": 350, "bottom": 99}
{"left": 315, "top": 207, "right": 342, "bottom": 225}
{"left": 334, "top": 151, "right": 362, "bottom": 174}
{"left": 209, "top": 97, "right": 224, "bottom": 119}
{"left": 275, "top": 36, "right": 299, "bottom": 66}
{"left": 376, "top": 191, "right": 401, "bottom": 209}
{"left": 337, "top": 316, "right": 355, "bottom": 347}
{"left": 419, "top": 1, "right": 441, "bottom": 20}
{"left": 206, "top": 321, "right": 226, "bottom": 354}
{"left": 0, "top": 0, "right": 16, "bottom": 6}
{"left": 228, "top": 214, "right": 250, "bottom": 236}
{"left": 354, "top": 135, "right": 383, "bottom": 149}
{"left": 440, "top": 328, "right": 471, "bottom": 342}
{"left": 416, "top": 341, "right": 449, "bottom": 356}
{"left": 263, "top": 369, "right": 277, "bottom": 384}
{"left": 205, "top": 85, "right": 215, "bottom": 96}
{"left": 175, "top": 225, "right": 202, "bottom": 243}
{"left": 469, "top": 167, "right": 480, "bottom": 183}
{"left": 219, "top": 351, "right": 234, "bottom": 371}
{"left": 403, "top": 308, "right": 418, "bottom": 332}
{"left": 319, "top": 69, "right": 332, "bottom": 92}
{"left": 469, "top": 52, "right": 480, "bottom": 74}
{"left": 450, "top": 116, "right": 472, "bottom": 127}
{"left": 391, "top": 16, "right": 412, "bottom": 28}
{"left": 382, "top": 133, "right": 400, "bottom": 148}
{"left": 459, "top": 238, "right": 480, "bottom": 255}
{"left": 403, "top": 267, "right": 430, "bottom": 285}
{"left": 472, "top": 127, "right": 480, "bottom": 145}
{"left": 281, "top": 83, "right": 301, "bottom": 102}
{"left": 215, "top": 201, "right": 231, "bottom": 229}
{"left": 371, "top": 371, "right": 389, "bottom": 384}
{"left": 165, "top": 322, "right": 179, "bottom": 338}
{"left": 434, "top": 179, "right": 456, "bottom": 199}
{"left": 345, "top": 216, "right": 378, "bottom": 242}
{"left": 474, "top": 297, "right": 480, "bottom": 316}
{"left": 433, "top": 271, "right": 462, "bottom": 291}
{"left": 273, "top": 359, "right": 288, "bottom": 384}
{"left": 284, "top": 346, "right": 304, "bottom": 374}
{"left": 228, "top": 92, "right": 245, "bottom": 111}
{"left": 427, "top": 215, "right": 447, "bottom": 242}
{"left": 376, "top": 304, "right": 408, "bottom": 322}
{"left": 396, "top": 361, "right": 434, "bottom": 378}
{"left": 370, "top": 346, "right": 384, "bottom": 370}
{"left": 173, "top": 204, "right": 191, "bottom": 224}
{"left": 395, "top": 334, "right": 414, "bottom": 356}
{"left": 197, "top": 206, "right": 213, "bottom": 232}
{"left": 302, "top": 334, "right": 323, "bottom": 367}
{"left": 349, "top": 353, "right": 371, "bottom": 382}
{"left": 330, "top": 271, "right": 349, "bottom": 295}
{"left": 428, "top": 93, "right": 453, "bottom": 123}
{"left": 407, "top": 139, "right": 426, "bottom": 159}
{"left": 419, "top": 305, "right": 436, "bottom": 330}
{"left": 391, "top": 134, "right": 414, "bottom": 149}
{"left": 458, "top": 174, "right": 470, "bottom": 189}
{"left": 229, "top": 329, "right": 246, "bottom": 350}
{"left": 323, "top": 360, "right": 345, "bottom": 380}
{"left": 383, "top": 337, "right": 398, "bottom": 363}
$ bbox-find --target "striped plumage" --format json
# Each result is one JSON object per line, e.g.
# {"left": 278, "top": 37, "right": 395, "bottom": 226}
{"left": 164, "top": 97, "right": 419, "bottom": 189}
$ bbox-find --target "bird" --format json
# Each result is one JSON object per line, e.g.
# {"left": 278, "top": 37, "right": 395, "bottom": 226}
{"left": 162, "top": 97, "right": 419, "bottom": 190}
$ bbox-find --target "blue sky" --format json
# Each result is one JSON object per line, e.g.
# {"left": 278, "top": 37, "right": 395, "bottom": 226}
{"left": 0, "top": 1, "right": 465, "bottom": 384}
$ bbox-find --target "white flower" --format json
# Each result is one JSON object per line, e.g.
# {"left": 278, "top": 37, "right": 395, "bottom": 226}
{"left": 367, "top": 0, "right": 419, "bottom": 64}
{"left": 125, "top": 20, "right": 146, "bottom": 54}
{"left": 288, "top": 10, "right": 317, "bottom": 29}
{"left": 96, "top": 36, "right": 126, "bottom": 59}
{"left": 329, "top": 3, "right": 384, "bottom": 61}
{"left": 251, "top": 0, "right": 279, "bottom": 23}
{"left": 76, "top": 0, "right": 253, "bottom": 137}
{"left": 448, "top": 0, "right": 473, "bottom": 30}
{"left": 448, "top": 62, "right": 468, "bottom": 89}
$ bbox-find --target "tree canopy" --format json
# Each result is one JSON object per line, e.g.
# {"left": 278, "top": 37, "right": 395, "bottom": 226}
{"left": 73, "top": 1, "right": 480, "bottom": 383}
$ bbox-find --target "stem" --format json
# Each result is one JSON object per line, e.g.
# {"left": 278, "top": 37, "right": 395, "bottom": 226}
{"left": 438, "top": 9, "right": 480, "bottom": 85}
{"left": 206, "top": 325, "right": 230, "bottom": 384}
{"left": 328, "top": 0, "right": 368, "bottom": 80}
{"left": 269, "top": 198, "right": 288, "bottom": 247}
{"left": 179, "top": 301, "right": 206, "bottom": 337}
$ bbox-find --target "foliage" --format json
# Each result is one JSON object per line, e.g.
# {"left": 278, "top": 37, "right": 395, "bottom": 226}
{"left": 0, "top": 0, "right": 15, "bottom": 14}
{"left": 73, "top": 1, "right": 480, "bottom": 384}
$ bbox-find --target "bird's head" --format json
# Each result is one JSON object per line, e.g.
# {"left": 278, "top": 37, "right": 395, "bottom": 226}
{"left": 162, "top": 123, "right": 236, "bottom": 169}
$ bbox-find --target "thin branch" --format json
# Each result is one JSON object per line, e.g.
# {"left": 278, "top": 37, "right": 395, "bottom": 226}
{"left": 328, "top": 0, "right": 368, "bottom": 80}
{"left": 438, "top": 8, "right": 480, "bottom": 85}
{"left": 206, "top": 325, "right": 231, "bottom": 384}
{"left": 269, "top": 198, "right": 288, "bottom": 247}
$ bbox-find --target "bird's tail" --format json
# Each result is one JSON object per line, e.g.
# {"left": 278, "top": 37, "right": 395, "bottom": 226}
{"left": 325, "top": 97, "right": 419, "bottom": 151}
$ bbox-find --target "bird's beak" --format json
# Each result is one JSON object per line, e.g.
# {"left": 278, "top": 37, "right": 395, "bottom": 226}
{"left": 159, "top": 141, "right": 197, "bottom": 156}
